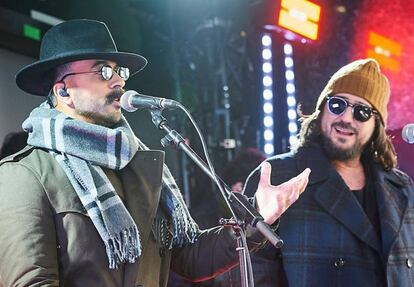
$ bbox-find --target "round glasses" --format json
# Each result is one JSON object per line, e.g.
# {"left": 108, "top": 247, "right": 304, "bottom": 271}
{"left": 60, "top": 65, "right": 130, "bottom": 82}
{"left": 326, "top": 96, "right": 377, "bottom": 122}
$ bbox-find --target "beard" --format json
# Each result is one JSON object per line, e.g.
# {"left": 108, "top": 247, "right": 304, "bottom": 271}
{"left": 76, "top": 110, "right": 121, "bottom": 128}
{"left": 76, "top": 89, "right": 124, "bottom": 128}
{"left": 321, "top": 121, "right": 367, "bottom": 161}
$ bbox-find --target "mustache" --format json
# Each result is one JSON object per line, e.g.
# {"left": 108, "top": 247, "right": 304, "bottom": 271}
{"left": 332, "top": 121, "right": 358, "bottom": 134}
{"left": 106, "top": 89, "right": 125, "bottom": 104}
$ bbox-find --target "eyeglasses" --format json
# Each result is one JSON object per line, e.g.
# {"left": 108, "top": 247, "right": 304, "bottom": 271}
{"left": 59, "top": 65, "right": 130, "bottom": 82}
{"left": 326, "top": 96, "right": 378, "bottom": 122}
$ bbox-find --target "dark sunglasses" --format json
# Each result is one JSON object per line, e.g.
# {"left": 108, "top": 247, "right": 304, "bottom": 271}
{"left": 60, "top": 65, "right": 130, "bottom": 82}
{"left": 326, "top": 96, "right": 378, "bottom": 122}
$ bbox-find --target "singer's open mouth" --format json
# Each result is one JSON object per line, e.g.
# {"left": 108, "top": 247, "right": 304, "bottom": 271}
{"left": 334, "top": 127, "right": 355, "bottom": 136}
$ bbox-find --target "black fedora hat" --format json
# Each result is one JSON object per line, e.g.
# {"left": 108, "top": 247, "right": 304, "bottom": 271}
{"left": 15, "top": 19, "right": 147, "bottom": 96}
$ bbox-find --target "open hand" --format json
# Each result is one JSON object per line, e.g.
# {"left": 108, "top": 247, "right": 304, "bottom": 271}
{"left": 255, "top": 161, "right": 310, "bottom": 224}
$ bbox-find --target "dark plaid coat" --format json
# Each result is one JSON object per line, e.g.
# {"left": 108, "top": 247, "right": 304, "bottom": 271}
{"left": 245, "top": 145, "right": 414, "bottom": 287}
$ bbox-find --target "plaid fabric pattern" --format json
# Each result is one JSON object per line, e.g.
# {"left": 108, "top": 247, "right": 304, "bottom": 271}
{"left": 22, "top": 102, "right": 198, "bottom": 269}
{"left": 244, "top": 146, "right": 414, "bottom": 287}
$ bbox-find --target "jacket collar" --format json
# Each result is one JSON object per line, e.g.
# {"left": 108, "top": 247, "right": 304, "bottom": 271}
{"left": 296, "top": 145, "right": 409, "bottom": 258}
{"left": 294, "top": 146, "right": 370, "bottom": 253}
{"left": 372, "top": 164, "right": 409, "bottom": 259}
{"left": 295, "top": 144, "right": 410, "bottom": 190}
{"left": 0, "top": 145, "right": 35, "bottom": 165}
{"left": 295, "top": 145, "right": 332, "bottom": 185}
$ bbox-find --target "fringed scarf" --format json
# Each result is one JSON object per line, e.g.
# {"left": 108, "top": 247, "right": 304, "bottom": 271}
{"left": 22, "top": 102, "right": 199, "bottom": 269}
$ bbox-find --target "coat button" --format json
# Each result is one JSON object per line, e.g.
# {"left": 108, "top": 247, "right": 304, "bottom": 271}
{"left": 407, "top": 258, "right": 412, "bottom": 268}
{"left": 159, "top": 247, "right": 166, "bottom": 257}
{"left": 334, "top": 258, "right": 346, "bottom": 268}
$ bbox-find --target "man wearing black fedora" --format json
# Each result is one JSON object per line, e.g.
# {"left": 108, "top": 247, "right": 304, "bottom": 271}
{"left": 0, "top": 19, "right": 310, "bottom": 286}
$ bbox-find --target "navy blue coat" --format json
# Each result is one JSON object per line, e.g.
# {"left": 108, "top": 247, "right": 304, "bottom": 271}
{"left": 244, "top": 146, "right": 414, "bottom": 287}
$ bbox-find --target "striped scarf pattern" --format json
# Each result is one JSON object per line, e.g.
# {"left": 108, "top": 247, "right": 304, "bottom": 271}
{"left": 22, "top": 102, "right": 199, "bottom": 269}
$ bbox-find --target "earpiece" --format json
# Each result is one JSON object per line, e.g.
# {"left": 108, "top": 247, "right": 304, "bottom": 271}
{"left": 58, "top": 88, "right": 69, "bottom": 97}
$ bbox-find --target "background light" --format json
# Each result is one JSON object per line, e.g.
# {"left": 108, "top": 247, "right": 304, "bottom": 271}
{"left": 283, "top": 42, "right": 298, "bottom": 148}
{"left": 277, "top": 0, "right": 322, "bottom": 41}
{"left": 261, "top": 33, "right": 275, "bottom": 156}
{"left": 263, "top": 62, "right": 273, "bottom": 73}
{"left": 264, "top": 116, "right": 274, "bottom": 127}
{"left": 289, "top": 122, "right": 298, "bottom": 133}
{"left": 263, "top": 102, "right": 273, "bottom": 114}
{"left": 262, "top": 49, "right": 272, "bottom": 60}
{"left": 286, "top": 83, "right": 295, "bottom": 93}
{"left": 285, "top": 70, "right": 295, "bottom": 80}
{"left": 264, "top": 130, "right": 274, "bottom": 140}
{"left": 287, "top": 95, "right": 296, "bottom": 106}
{"left": 367, "top": 31, "right": 402, "bottom": 72}
{"left": 263, "top": 76, "right": 273, "bottom": 86}
{"left": 264, "top": 143, "right": 274, "bottom": 155}
{"left": 262, "top": 35, "right": 272, "bottom": 46}
{"left": 288, "top": 109, "right": 297, "bottom": 120}
{"left": 284, "top": 43, "right": 293, "bottom": 55}
{"left": 263, "top": 89, "right": 273, "bottom": 100}
{"left": 284, "top": 57, "right": 294, "bottom": 68}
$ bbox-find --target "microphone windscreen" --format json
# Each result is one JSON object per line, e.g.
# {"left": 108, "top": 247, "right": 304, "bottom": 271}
{"left": 402, "top": 123, "right": 414, "bottom": 144}
{"left": 120, "top": 90, "right": 138, "bottom": 112}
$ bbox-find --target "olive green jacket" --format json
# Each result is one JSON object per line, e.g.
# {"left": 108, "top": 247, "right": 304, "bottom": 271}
{"left": 0, "top": 146, "right": 265, "bottom": 287}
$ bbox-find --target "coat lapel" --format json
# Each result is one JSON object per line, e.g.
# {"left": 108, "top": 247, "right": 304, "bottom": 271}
{"left": 297, "top": 147, "right": 381, "bottom": 253}
{"left": 313, "top": 171, "right": 382, "bottom": 253}
{"left": 373, "top": 167, "right": 408, "bottom": 259}
{"left": 122, "top": 150, "right": 165, "bottom": 245}
{"left": 119, "top": 150, "right": 165, "bottom": 287}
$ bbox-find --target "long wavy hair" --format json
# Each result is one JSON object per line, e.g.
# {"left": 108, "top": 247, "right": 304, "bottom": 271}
{"left": 295, "top": 104, "right": 397, "bottom": 171}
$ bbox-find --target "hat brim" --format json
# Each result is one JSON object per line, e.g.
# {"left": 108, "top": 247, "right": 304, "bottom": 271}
{"left": 15, "top": 51, "right": 147, "bottom": 96}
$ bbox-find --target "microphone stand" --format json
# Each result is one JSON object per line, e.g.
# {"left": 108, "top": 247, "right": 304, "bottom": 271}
{"left": 149, "top": 109, "right": 283, "bottom": 287}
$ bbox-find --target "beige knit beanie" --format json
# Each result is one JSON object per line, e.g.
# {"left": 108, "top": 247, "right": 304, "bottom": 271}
{"left": 316, "top": 58, "right": 390, "bottom": 124}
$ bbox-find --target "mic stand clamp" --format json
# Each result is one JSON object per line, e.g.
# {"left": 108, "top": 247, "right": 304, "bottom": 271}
{"left": 219, "top": 218, "right": 251, "bottom": 287}
{"left": 219, "top": 218, "right": 245, "bottom": 228}
{"left": 229, "top": 192, "right": 284, "bottom": 248}
{"left": 150, "top": 109, "right": 185, "bottom": 148}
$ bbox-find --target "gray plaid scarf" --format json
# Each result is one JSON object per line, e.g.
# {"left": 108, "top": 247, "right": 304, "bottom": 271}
{"left": 22, "top": 102, "right": 198, "bottom": 269}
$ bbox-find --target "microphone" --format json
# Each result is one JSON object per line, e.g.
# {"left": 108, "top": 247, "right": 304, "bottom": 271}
{"left": 402, "top": 123, "right": 414, "bottom": 144}
{"left": 120, "top": 90, "right": 180, "bottom": 112}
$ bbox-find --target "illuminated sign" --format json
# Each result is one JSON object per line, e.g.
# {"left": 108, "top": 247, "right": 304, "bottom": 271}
{"left": 367, "top": 32, "right": 402, "bottom": 73}
{"left": 277, "top": 0, "right": 321, "bottom": 40}
{"left": 23, "top": 24, "right": 41, "bottom": 41}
